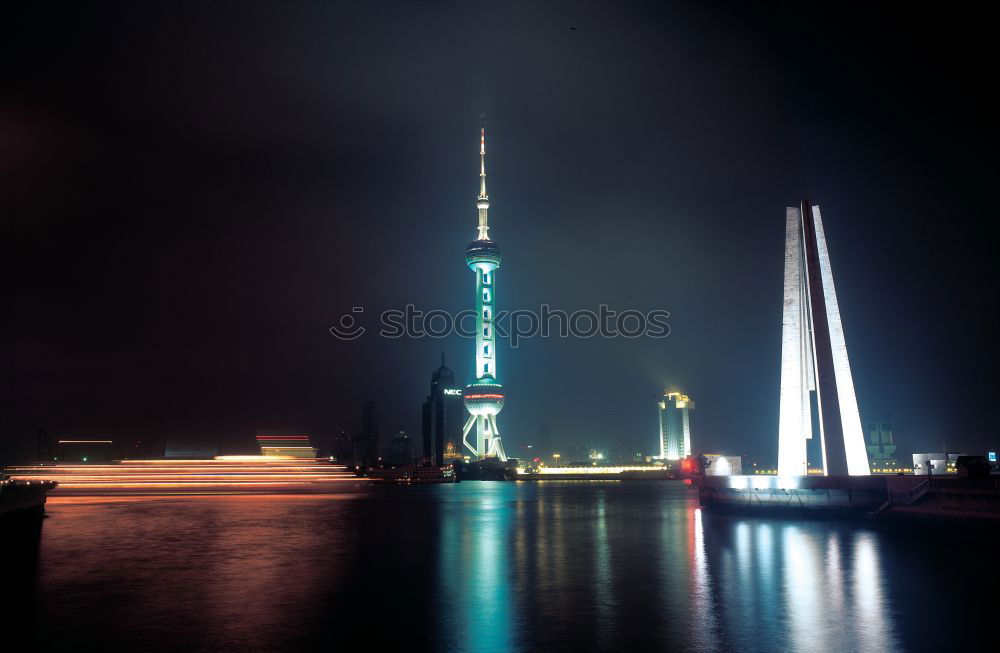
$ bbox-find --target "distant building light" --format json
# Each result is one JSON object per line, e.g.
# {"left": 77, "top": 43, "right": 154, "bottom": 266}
{"left": 58, "top": 440, "right": 112, "bottom": 444}
{"left": 533, "top": 465, "right": 665, "bottom": 475}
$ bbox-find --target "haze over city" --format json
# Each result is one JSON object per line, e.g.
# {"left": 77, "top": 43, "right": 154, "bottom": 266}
{"left": 10, "top": 2, "right": 996, "bottom": 465}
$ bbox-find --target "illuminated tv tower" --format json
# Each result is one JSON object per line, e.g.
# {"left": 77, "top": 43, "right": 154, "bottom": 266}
{"left": 461, "top": 119, "right": 507, "bottom": 461}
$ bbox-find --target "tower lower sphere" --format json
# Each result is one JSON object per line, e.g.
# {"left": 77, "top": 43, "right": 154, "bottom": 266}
{"left": 462, "top": 380, "right": 506, "bottom": 460}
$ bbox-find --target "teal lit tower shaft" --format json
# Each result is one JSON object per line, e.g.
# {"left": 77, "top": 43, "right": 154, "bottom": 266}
{"left": 462, "top": 122, "right": 507, "bottom": 461}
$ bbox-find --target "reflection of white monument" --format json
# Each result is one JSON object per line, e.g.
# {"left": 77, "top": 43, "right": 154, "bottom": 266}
{"left": 778, "top": 201, "right": 870, "bottom": 476}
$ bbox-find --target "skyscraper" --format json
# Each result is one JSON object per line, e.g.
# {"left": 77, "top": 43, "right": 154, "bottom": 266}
{"left": 385, "top": 430, "right": 413, "bottom": 466}
{"left": 865, "top": 419, "right": 897, "bottom": 468}
{"left": 331, "top": 429, "right": 353, "bottom": 464}
{"left": 422, "top": 353, "right": 465, "bottom": 466}
{"left": 353, "top": 401, "right": 380, "bottom": 466}
{"left": 658, "top": 391, "right": 694, "bottom": 460}
{"left": 461, "top": 120, "right": 507, "bottom": 461}
{"left": 778, "top": 201, "right": 870, "bottom": 476}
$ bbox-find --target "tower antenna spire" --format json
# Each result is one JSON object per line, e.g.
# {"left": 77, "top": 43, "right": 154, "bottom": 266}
{"left": 480, "top": 114, "right": 486, "bottom": 192}
{"left": 476, "top": 115, "right": 490, "bottom": 239}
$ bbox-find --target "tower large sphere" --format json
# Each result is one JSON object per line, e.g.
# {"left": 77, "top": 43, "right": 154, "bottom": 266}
{"left": 465, "top": 238, "right": 502, "bottom": 271}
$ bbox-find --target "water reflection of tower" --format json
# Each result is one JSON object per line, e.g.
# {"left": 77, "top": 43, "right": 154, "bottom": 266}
{"left": 461, "top": 120, "right": 507, "bottom": 461}
{"left": 422, "top": 353, "right": 465, "bottom": 465}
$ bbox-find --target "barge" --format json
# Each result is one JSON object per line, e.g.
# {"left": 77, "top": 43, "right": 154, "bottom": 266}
{"left": 0, "top": 475, "right": 57, "bottom": 519}
{"left": 365, "top": 465, "right": 456, "bottom": 484}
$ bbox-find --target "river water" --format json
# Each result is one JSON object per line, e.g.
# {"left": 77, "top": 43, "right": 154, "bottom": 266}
{"left": 6, "top": 481, "right": 995, "bottom": 652}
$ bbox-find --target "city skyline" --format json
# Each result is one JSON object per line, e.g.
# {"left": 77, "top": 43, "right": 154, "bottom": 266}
{"left": 7, "top": 2, "right": 998, "bottom": 465}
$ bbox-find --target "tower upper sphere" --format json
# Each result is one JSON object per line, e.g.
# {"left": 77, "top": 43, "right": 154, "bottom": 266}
{"left": 465, "top": 238, "right": 502, "bottom": 270}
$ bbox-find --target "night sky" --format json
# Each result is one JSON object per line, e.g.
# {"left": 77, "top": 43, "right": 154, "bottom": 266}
{"left": 6, "top": 1, "right": 998, "bottom": 464}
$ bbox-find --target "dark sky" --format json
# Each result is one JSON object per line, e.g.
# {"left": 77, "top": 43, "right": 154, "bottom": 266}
{"left": 6, "top": 1, "right": 998, "bottom": 464}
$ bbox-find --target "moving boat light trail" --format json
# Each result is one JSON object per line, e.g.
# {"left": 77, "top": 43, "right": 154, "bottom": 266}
{"left": 7, "top": 458, "right": 367, "bottom": 494}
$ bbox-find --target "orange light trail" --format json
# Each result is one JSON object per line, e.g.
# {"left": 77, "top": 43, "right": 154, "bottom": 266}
{"left": 5, "top": 458, "right": 368, "bottom": 495}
